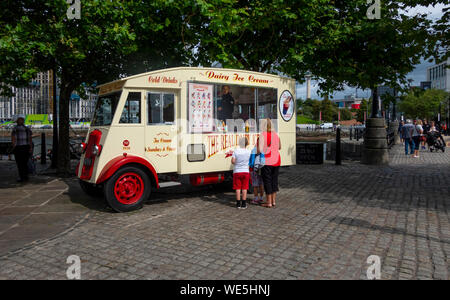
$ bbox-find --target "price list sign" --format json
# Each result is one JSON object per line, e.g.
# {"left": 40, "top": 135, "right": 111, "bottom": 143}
{"left": 189, "top": 83, "right": 214, "bottom": 133}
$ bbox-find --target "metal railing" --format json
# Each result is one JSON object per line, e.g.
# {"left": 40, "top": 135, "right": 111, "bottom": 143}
{"left": 386, "top": 129, "right": 395, "bottom": 149}
{"left": 349, "top": 126, "right": 365, "bottom": 141}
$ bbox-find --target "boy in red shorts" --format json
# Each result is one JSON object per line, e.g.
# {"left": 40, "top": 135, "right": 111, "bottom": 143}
{"left": 231, "top": 137, "right": 251, "bottom": 209}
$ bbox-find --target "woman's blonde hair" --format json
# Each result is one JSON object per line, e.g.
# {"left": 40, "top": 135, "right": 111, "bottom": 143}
{"left": 239, "top": 136, "right": 249, "bottom": 148}
{"left": 265, "top": 118, "right": 272, "bottom": 132}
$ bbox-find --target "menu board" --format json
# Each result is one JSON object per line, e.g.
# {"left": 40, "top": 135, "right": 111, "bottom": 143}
{"left": 189, "top": 83, "right": 214, "bottom": 133}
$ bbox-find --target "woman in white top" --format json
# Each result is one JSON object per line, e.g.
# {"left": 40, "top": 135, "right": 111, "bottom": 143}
{"left": 412, "top": 119, "right": 423, "bottom": 158}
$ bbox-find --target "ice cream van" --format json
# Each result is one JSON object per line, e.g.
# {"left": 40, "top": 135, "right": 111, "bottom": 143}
{"left": 76, "top": 67, "right": 296, "bottom": 212}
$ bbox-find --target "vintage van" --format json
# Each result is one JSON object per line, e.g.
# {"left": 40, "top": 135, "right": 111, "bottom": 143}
{"left": 77, "top": 67, "right": 296, "bottom": 212}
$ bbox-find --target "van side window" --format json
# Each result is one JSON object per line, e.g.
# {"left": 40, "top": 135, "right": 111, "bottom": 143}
{"left": 148, "top": 92, "right": 174, "bottom": 125}
{"left": 163, "top": 94, "right": 174, "bottom": 123}
{"left": 120, "top": 92, "right": 141, "bottom": 124}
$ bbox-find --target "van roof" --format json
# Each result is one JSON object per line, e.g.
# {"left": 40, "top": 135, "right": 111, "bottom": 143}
{"left": 97, "top": 67, "right": 294, "bottom": 89}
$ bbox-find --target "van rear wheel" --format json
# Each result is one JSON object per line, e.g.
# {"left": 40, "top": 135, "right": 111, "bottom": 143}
{"left": 104, "top": 166, "right": 151, "bottom": 212}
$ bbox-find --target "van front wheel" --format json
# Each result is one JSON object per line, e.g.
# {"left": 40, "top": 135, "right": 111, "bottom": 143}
{"left": 104, "top": 166, "right": 151, "bottom": 212}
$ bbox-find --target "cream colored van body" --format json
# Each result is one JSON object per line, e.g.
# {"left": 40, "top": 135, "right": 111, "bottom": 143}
{"left": 77, "top": 67, "right": 296, "bottom": 212}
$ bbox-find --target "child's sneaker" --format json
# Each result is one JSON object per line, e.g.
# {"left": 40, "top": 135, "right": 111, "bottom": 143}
{"left": 236, "top": 201, "right": 241, "bottom": 209}
{"left": 241, "top": 200, "right": 247, "bottom": 209}
{"left": 251, "top": 198, "right": 260, "bottom": 204}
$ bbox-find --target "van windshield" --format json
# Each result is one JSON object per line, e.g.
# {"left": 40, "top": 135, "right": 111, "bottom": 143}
{"left": 91, "top": 91, "right": 121, "bottom": 126}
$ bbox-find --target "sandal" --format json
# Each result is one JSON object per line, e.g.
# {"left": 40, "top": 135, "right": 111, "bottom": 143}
{"left": 261, "top": 203, "right": 272, "bottom": 208}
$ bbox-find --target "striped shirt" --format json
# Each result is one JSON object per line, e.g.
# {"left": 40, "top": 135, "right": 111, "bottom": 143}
{"left": 12, "top": 125, "right": 32, "bottom": 146}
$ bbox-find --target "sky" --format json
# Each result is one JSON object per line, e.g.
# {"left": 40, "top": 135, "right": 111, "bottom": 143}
{"left": 296, "top": 3, "right": 447, "bottom": 100}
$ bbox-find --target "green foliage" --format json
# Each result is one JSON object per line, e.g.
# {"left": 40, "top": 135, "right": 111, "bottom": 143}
{"left": 354, "top": 99, "right": 370, "bottom": 123}
{"left": 0, "top": 0, "right": 445, "bottom": 172}
{"left": 297, "top": 115, "right": 319, "bottom": 125}
{"left": 337, "top": 108, "right": 353, "bottom": 121}
{"left": 0, "top": 0, "right": 194, "bottom": 172}
{"left": 399, "top": 88, "right": 449, "bottom": 120}
{"left": 298, "top": 98, "right": 339, "bottom": 122}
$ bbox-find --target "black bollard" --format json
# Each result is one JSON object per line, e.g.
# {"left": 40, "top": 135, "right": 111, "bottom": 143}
{"left": 349, "top": 126, "right": 353, "bottom": 140}
{"left": 336, "top": 127, "right": 342, "bottom": 165}
{"left": 41, "top": 132, "right": 46, "bottom": 165}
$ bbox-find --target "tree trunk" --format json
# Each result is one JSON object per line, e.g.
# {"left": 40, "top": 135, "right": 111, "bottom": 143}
{"left": 56, "top": 81, "right": 74, "bottom": 176}
{"left": 370, "top": 86, "right": 381, "bottom": 118}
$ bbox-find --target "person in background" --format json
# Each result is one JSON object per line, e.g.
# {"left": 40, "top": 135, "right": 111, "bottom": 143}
{"left": 11, "top": 115, "right": 32, "bottom": 182}
{"left": 218, "top": 85, "right": 235, "bottom": 122}
{"left": 259, "top": 118, "right": 281, "bottom": 208}
{"left": 231, "top": 137, "right": 251, "bottom": 209}
{"left": 412, "top": 119, "right": 423, "bottom": 158}
{"left": 398, "top": 120, "right": 405, "bottom": 145}
{"left": 401, "top": 119, "right": 414, "bottom": 156}
{"left": 429, "top": 120, "right": 446, "bottom": 145}
{"left": 430, "top": 121, "right": 438, "bottom": 132}
{"left": 422, "top": 120, "right": 430, "bottom": 150}
{"left": 249, "top": 138, "right": 265, "bottom": 205}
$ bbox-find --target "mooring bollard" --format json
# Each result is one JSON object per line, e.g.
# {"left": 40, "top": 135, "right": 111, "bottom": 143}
{"left": 41, "top": 132, "right": 46, "bottom": 165}
{"left": 336, "top": 127, "right": 342, "bottom": 165}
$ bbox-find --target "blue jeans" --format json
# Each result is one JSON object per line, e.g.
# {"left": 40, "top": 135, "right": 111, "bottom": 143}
{"left": 404, "top": 138, "right": 414, "bottom": 155}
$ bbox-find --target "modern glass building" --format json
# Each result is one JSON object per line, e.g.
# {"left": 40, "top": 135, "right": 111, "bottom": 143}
{"left": 426, "top": 58, "right": 450, "bottom": 92}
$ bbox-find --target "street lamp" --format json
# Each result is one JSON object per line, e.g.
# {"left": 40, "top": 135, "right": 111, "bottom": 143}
{"left": 305, "top": 71, "right": 312, "bottom": 100}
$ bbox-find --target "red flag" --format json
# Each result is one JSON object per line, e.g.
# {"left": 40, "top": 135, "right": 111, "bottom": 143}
{"left": 338, "top": 110, "right": 341, "bottom": 121}
{"left": 319, "top": 111, "right": 322, "bottom": 121}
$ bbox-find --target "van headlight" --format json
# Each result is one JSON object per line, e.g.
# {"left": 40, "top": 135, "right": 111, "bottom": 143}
{"left": 92, "top": 144, "right": 100, "bottom": 156}
{"left": 79, "top": 142, "right": 86, "bottom": 154}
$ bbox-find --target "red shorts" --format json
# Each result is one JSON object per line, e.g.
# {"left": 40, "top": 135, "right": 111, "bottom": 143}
{"left": 233, "top": 172, "right": 250, "bottom": 190}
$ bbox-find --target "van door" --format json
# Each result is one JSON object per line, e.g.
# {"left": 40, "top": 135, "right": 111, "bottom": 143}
{"left": 144, "top": 91, "right": 178, "bottom": 173}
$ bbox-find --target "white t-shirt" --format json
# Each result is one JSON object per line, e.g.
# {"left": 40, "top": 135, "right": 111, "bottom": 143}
{"left": 413, "top": 124, "right": 423, "bottom": 137}
{"left": 232, "top": 147, "right": 251, "bottom": 173}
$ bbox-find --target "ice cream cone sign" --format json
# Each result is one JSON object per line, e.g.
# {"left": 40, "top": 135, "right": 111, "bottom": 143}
{"left": 279, "top": 90, "right": 294, "bottom": 121}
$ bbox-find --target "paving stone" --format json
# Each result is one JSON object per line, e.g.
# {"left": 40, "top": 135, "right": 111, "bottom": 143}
{"left": 0, "top": 144, "right": 449, "bottom": 279}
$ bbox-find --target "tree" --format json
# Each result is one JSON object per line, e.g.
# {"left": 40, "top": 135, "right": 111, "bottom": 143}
{"left": 1, "top": 0, "right": 445, "bottom": 172}
{"left": 190, "top": 1, "right": 441, "bottom": 114}
{"left": 0, "top": 0, "right": 193, "bottom": 174}
{"left": 337, "top": 108, "right": 353, "bottom": 121}
{"left": 299, "top": 98, "right": 316, "bottom": 120}
{"left": 399, "top": 88, "right": 449, "bottom": 120}
{"left": 354, "top": 99, "right": 370, "bottom": 123}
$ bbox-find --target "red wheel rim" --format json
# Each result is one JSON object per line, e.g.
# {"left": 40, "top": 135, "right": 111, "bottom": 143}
{"left": 114, "top": 172, "right": 144, "bottom": 205}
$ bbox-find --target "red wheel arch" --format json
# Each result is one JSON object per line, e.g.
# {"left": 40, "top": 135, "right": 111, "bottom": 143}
{"left": 96, "top": 155, "right": 159, "bottom": 188}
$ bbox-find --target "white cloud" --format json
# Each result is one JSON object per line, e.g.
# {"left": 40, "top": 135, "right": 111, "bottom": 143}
{"left": 403, "top": 3, "right": 446, "bottom": 20}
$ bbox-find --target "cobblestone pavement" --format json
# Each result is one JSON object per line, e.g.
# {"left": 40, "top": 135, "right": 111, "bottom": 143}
{"left": 0, "top": 145, "right": 448, "bottom": 280}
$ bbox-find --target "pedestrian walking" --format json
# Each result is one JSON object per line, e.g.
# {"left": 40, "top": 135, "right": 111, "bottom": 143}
{"left": 401, "top": 119, "right": 414, "bottom": 156}
{"left": 249, "top": 138, "right": 265, "bottom": 205}
{"left": 11, "top": 115, "right": 32, "bottom": 182}
{"left": 398, "top": 120, "right": 405, "bottom": 144}
{"left": 412, "top": 119, "right": 423, "bottom": 158}
{"left": 259, "top": 118, "right": 281, "bottom": 208}
{"left": 231, "top": 137, "right": 251, "bottom": 209}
